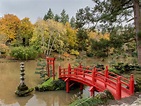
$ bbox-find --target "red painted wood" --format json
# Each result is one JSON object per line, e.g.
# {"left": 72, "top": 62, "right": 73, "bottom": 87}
{"left": 129, "top": 74, "right": 134, "bottom": 95}
{"left": 59, "top": 64, "right": 134, "bottom": 100}
{"left": 46, "top": 57, "right": 55, "bottom": 80}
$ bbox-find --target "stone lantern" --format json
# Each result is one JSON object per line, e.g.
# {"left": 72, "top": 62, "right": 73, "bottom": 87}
{"left": 15, "top": 62, "right": 34, "bottom": 97}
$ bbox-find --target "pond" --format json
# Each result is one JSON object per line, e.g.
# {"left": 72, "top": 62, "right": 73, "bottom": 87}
{"left": 0, "top": 56, "right": 134, "bottom": 106}
{"left": 0, "top": 59, "right": 93, "bottom": 106}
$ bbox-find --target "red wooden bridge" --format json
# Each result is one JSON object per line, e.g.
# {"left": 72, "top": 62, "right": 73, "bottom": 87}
{"left": 58, "top": 64, "right": 134, "bottom": 100}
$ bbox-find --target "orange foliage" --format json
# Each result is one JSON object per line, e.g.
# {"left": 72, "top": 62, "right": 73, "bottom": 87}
{"left": 88, "top": 31, "right": 110, "bottom": 41}
{"left": 0, "top": 14, "right": 20, "bottom": 39}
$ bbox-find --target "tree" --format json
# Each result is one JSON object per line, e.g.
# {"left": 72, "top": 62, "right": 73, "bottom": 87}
{"left": 133, "top": 0, "right": 141, "bottom": 65}
{"left": 17, "top": 17, "right": 34, "bottom": 46}
{"left": 54, "top": 14, "right": 60, "bottom": 22}
{"left": 75, "top": 6, "right": 94, "bottom": 29}
{"left": 43, "top": 8, "right": 54, "bottom": 21}
{"left": 70, "top": 16, "right": 76, "bottom": 28}
{"left": 31, "top": 19, "right": 67, "bottom": 55}
{"left": 31, "top": 19, "right": 49, "bottom": 54}
{"left": 76, "top": 28, "right": 88, "bottom": 51}
{"left": 75, "top": 9, "right": 86, "bottom": 28}
{"left": 0, "top": 14, "right": 20, "bottom": 40}
{"left": 65, "top": 22, "right": 77, "bottom": 50}
{"left": 60, "top": 9, "right": 69, "bottom": 24}
{"left": 76, "top": 0, "right": 141, "bottom": 65}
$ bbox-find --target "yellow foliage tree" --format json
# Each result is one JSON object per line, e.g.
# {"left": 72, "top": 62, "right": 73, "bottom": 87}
{"left": 31, "top": 19, "right": 67, "bottom": 55}
{"left": 17, "top": 17, "right": 34, "bottom": 46}
{"left": 65, "top": 22, "right": 77, "bottom": 49}
{"left": 0, "top": 14, "right": 20, "bottom": 39}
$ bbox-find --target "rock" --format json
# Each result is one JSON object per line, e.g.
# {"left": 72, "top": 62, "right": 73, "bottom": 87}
{"left": 15, "top": 88, "right": 34, "bottom": 97}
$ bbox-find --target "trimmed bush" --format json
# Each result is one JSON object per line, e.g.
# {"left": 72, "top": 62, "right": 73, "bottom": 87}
{"left": 10, "top": 46, "right": 38, "bottom": 60}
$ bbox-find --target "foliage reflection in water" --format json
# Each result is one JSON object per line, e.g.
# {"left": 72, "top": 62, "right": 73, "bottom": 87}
{"left": 0, "top": 60, "right": 74, "bottom": 106}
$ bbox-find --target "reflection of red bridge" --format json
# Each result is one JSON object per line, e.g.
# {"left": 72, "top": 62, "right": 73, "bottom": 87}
{"left": 59, "top": 64, "right": 134, "bottom": 100}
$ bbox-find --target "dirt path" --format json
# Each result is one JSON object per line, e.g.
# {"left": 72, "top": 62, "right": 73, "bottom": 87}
{"left": 103, "top": 92, "right": 141, "bottom": 106}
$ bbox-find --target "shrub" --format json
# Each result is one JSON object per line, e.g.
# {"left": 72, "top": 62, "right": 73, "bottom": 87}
{"left": 10, "top": 46, "right": 38, "bottom": 60}
{"left": 0, "top": 44, "right": 9, "bottom": 54}
{"left": 70, "top": 49, "right": 79, "bottom": 56}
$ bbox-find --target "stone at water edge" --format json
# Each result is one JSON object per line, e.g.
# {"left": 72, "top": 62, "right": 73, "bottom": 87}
{"left": 15, "top": 62, "right": 34, "bottom": 97}
{"left": 15, "top": 83, "right": 34, "bottom": 97}
{"left": 15, "top": 87, "right": 34, "bottom": 97}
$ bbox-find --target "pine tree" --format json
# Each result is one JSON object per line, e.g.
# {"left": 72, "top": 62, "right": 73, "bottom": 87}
{"left": 60, "top": 9, "right": 69, "bottom": 24}
{"left": 43, "top": 8, "right": 54, "bottom": 21}
{"left": 70, "top": 16, "right": 76, "bottom": 28}
{"left": 54, "top": 14, "right": 60, "bottom": 22}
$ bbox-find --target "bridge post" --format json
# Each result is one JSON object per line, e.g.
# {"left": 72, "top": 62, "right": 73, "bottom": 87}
{"left": 92, "top": 68, "right": 96, "bottom": 84}
{"left": 104, "top": 66, "right": 108, "bottom": 88}
{"left": 105, "top": 66, "right": 108, "bottom": 77}
{"left": 89, "top": 86, "right": 95, "bottom": 97}
{"left": 129, "top": 74, "right": 134, "bottom": 95}
{"left": 79, "top": 63, "right": 82, "bottom": 68}
{"left": 68, "top": 64, "right": 71, "bottom": 75}
{"left": 116, "top": 76, "right": 121, "bottom": 100}
{"left": 46, "top": 57, "right": 56, "bottom": 80}
{"left": 59, "top": 66, "right": 61, "bottom": 78}
{"left": 65, "top": 78, "right": 70, "bottom": 93}
{"left": 80, "top": 84, "right": 84, "bottom": 91}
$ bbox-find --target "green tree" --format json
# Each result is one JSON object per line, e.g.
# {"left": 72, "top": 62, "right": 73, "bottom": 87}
{"left": 75, "top": 9, "right": 86, "bottom": 28}
{"left": 91, "top": 38, "right": 110, "bottom": 57}
{"left": 60, "top": 9, "right": 69, "bottom": 24}
{"left": 54, "top": 14, "right": 60, "bottom": 22}
{"left": 70, "top": 16, "right": 76, "bottom": 28}
{"left": 76, "top": 0, "right": 141, "bottom": 65}
{"left": 43, "top": 8, "right": 54, "bottom": 21}
{"left": 75, "top": 6, "right": 94, "bottom": 29}
{"left": 76, "top": 28, "right": 88, "bottom": 51}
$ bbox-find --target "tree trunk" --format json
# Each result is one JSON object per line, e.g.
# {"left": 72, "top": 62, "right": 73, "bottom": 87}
{"left": 133, "top": 0, "right": 141, "bottom": 65}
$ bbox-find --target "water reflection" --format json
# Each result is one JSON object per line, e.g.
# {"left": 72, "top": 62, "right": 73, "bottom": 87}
{"left": 0, "top": 60, "right": 74, "bottom": 106}
{"left": 0, "top": 58, "right": 107, "bottom": 106}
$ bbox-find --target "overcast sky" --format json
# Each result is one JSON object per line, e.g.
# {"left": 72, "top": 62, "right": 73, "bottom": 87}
{"left": 0, "top": 0, "right": 94, "bottom": 23}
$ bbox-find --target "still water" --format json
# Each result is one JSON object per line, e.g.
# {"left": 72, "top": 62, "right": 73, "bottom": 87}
{"left": 0, "top": 59, "right": 91, "bottom": 106}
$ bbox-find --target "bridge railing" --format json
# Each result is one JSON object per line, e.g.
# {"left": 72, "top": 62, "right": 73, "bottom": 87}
{"left": 94, "top": 66, "right": 134, "bottom": 99}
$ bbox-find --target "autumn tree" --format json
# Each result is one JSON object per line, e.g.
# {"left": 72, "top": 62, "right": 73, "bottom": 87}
{"left": 65, "top": 22, "right": 77, "bottom": 50}
{"left": 31, "top": 19, "right": 49, "bottom": 54}
{"left": 17, "top": 17, "right": 34, "bottom": 46}
{"left": 0, "top": 14, "right": 20, "bottom": 40}
{"left": 31, "top": 19, "right": 66, "bottom": 55}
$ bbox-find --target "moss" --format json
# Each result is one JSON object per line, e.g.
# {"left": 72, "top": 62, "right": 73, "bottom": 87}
{"left": 42, "top": 78, "right": 54, "bottom": 86}
{"left": 35, "top": 78, "right": 65, "bottom": 92}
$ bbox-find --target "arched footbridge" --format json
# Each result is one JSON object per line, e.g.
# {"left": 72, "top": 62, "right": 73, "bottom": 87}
{"left": 59, "top": 64, "right": 134, "bottom": 100}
